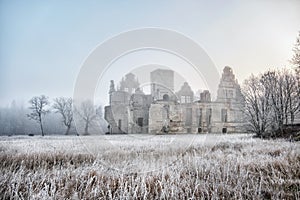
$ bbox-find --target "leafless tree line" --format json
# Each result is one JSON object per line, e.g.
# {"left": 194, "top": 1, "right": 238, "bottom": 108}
{"left": 242, "top": 69, "right": 300, "bottom": 136}
{"left": 0, "top": 97, "right": 106, "bottom": 136}
{"left": 242, "top": 32, "right": 300, "bottom": 137}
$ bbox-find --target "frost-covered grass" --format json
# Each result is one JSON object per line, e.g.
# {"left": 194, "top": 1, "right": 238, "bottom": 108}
{"left": 0, "top": 134, "right": 299, "bottom": 199}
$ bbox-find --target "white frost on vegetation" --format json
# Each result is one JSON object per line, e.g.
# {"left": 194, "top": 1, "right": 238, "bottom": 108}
{"left": 0, "top": 134, "right": 299, "bottom": 199}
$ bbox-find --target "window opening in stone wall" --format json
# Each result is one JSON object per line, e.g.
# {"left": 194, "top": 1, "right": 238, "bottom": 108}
{"left": 221, "top": 108, "right": 228, "bottom": 122}
{"left": 186, "top": 96, "right": 191, "bottom": 103}
{"left": 181, "top": 96, "right": 185, "bottom": 103}
{"left": 197, "top": 108, "right": 202, "bottom": 126}
{"left": 163, "top": 94, "right": 169, "bottom": 101}
{"left": 185, "top": 108, "right": 192, "bottom": 126}
{"left": 118, "top": 119, "right": 122, "bottom": 129}
{"left": 207, "top": 108, "right": 212, "bottom": 126}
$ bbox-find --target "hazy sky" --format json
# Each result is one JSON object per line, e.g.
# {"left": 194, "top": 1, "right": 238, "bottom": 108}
{"left": 1, "top": 0, "right": 299, "bottom": 106}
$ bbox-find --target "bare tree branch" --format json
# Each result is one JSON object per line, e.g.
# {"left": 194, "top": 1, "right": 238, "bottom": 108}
{"left": 74, "top": 100, "right": 98, "bottom": 135}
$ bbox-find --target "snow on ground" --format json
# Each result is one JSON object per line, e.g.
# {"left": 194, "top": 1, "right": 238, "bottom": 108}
{"left": 0, "top": 133, "right": 299, "bottom": 199}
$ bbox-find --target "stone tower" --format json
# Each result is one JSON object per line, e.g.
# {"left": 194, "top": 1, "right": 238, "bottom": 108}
{"left": 217, "top": 66, "right": 242, "bottom": 102}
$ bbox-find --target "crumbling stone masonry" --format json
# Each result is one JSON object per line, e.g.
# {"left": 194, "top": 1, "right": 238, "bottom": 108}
{"left": 104, "top": 67, "right": 246, "bottom": 134}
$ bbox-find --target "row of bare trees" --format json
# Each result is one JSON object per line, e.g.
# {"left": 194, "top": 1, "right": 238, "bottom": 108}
{"left": 242, "top": 69, "right": 300, "bottom": 136}
{"left": 242, "top": 32, "right": 300, "bottom": 137}
{"left": 0, "top": 96, "right": 105, "bottom": 136}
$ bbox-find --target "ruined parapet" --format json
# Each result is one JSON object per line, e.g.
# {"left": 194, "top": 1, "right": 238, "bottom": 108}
{"left": 110, "top": 91, "right": 130, "bottom": 106}
{"left": 200, "top": 90, "right": 211, "bottom": 102}
{"left": 119, "top": 73, "right": 139, "bottom": 94}
{"left": 176, "top": 82, "right": 194, "bottom": 104}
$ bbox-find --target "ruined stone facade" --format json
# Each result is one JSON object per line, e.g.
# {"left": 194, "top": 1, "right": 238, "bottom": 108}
{"left": 104, "top": 67, "right": 246, "bottom": 134}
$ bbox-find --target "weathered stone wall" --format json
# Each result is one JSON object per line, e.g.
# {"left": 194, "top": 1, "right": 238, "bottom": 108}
{"left": 105, "top": 67, "right": 247, "bottom": 134}
{"left": 151, "top": 69, "right": 174, "bottom": 101}
{"left": 105, "top": 91, "right": 131, "bottom": 133}
{"left": 148, "top": 101, "right": 245, "bottom": 134}
{"left": 149, "top": 104, "right": 163, "bottom": 134}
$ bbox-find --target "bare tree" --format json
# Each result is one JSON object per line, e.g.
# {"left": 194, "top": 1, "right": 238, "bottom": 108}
{"left": 282, "top": 70, "right": 300, "bottom": 125}
{"left": 75, "top": 100, "right": 97, "bottom": 135}
{"left": 291, "top": 31, "right": 300, "bottom": 70}
{"left": 290, "top": 32, "right": 300, "bottom": 121}
{"left": 27, "top": 95, "right": 50, "bottom": 136}
{"left": 261, "top": 69, "right": 300, "bottom": 130}
{"left": 53, "top": 97, "right": 73, "bottom": 135}
{"left": 261, "top": 70, "right": 285, "bottom": 131}
{"left": 96, "top": 105, "right": 103, "bottom": 119}
{"left": 242, "top": 74, "right": 272, "bottom": 136}
{"left": 243, "top": 68, "right": 300, "bottom": 137}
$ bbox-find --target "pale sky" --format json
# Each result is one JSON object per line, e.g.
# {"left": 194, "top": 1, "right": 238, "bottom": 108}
{"left": 1, "top": 0, "right": 299, "bottom": 106}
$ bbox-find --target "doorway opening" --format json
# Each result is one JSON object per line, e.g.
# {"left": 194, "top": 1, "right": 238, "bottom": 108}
{"left": 222, "top": 127, "right": 227, "bottom": 134}
{"left": 137, "top": 118, "right": 143, "bottom": 127}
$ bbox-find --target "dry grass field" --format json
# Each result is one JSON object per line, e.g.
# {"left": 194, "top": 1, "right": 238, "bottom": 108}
{"left": 0, "top": 134, "right": 299, "bottom": 199}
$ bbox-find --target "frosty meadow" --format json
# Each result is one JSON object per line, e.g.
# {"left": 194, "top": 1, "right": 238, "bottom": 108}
{"left": 0, "top": 134, "right": 299, "bottom": 199}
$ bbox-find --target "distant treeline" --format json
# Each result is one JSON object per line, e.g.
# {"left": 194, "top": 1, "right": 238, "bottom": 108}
{"left": 0, "top": 97, "right": 107, "bottom": 136}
